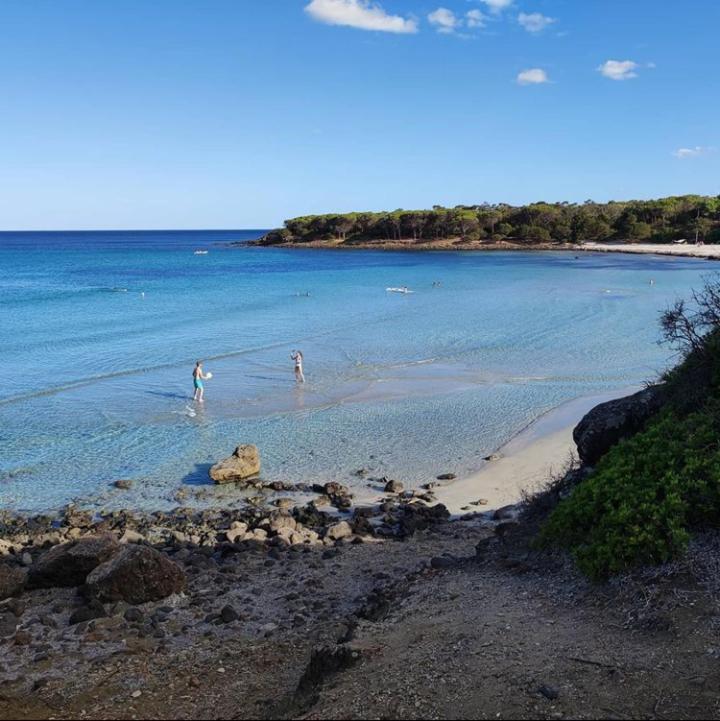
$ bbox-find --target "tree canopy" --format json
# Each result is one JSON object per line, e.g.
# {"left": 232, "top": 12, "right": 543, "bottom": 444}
{"left": 258, "top": 195, "right": 720, "bottom": 247}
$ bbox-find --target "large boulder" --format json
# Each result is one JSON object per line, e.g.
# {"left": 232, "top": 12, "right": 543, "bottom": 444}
{"left": 85, "top": 545, "right": 186, "bottom": 604}
{"left": 0, "top": 564, "right": 26, "bottom": 600}
{"left": 573, "top": 386, "right": 666, "bottom": 466}
{"left": 210, "top": 445, "right": 261, "bottom": 484}
{"left": 28, "top": 535, "right": 120, "bottom": 589}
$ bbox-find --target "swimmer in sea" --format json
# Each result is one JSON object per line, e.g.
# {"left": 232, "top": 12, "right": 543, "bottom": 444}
{"left": 291, "top": 350, "right": 305, "bottom": 384}
{"left": 193, "top": 361, "right": 208, "bottom": 402}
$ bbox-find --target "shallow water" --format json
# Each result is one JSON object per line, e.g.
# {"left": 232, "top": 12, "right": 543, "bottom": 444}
{"left": 0, "top": 231, "right": 714, "bottom": 512}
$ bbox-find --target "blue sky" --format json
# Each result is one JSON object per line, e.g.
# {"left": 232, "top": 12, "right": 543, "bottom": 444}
{"left": 0, "top": 0, "right": 718, "bottom": 230}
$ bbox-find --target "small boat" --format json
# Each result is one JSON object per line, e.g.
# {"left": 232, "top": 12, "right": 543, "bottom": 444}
{"left": 194, "top": 250, "right": 209, "bottom": 255}
{"left": 386, "top": 287, "right": 414, "bottom": 294}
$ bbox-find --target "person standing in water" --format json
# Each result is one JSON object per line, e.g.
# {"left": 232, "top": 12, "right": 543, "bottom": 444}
{"left": 193, "top": 361, "right": 208, "bottom": 402}
{"left": 291, "top": 350, "right": 305, "bottom": 384}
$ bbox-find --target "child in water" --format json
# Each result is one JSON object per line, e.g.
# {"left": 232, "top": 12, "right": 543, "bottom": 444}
{"left": 193, "top": 361, "right": 209, "bottom": 402}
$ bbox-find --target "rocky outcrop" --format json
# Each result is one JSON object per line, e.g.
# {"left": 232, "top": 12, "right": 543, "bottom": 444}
{"left": 573, "top": 385, "right": 666, "bottom": 466}
{"left": 210, "top": 445, "right": 261, "bottom": 484}
{"left": 85, "top": 545, "right": 187, "bottom": 604}
{"left": 0, "top": 564, "right": 26, "bottom": 600}
{"left": 28, "top": 535, "right": 120, "bottom": 589}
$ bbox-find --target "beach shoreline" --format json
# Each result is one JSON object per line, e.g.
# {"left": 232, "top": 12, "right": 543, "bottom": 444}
{"left": 434, "top": 387, "right": 639, "bottom": 514}
{"left": 250, "top": 238, "right": 720, "bottom": 261}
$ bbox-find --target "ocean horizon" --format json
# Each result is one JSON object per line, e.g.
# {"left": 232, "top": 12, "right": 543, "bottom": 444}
{"left": 0, "top": 229, "right": 715, "bottom": 514}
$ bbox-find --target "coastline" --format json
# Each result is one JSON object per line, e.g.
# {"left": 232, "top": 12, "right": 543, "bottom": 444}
{"left": 580, "top": 241, "right": 720, "bottom": 260}
{"left": 434, "top": 387, "right": 639, "bottom": 515}
{"left": 4, "top": 382, "right": 719, "bottom": 721}
{"left": 251, "top": 238, "right": 720, "bottom": 261}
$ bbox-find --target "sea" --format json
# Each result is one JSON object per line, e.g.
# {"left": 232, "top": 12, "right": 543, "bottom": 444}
{"left": 0, "top": 230, "right": 715, "bottom": 513}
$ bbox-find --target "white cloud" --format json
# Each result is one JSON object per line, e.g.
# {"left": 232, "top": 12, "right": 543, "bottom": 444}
{"left": 673, "top": 146, "right": 716, "bottom": 159}
{"left": 466, "top": 9, "right": 486, "bottom": 28}
{"left": 518, "top": 12, "right": 555, "bottom": 33}
{"left": 517, "top": 68, "right": 550, "bottom": 85}
{"left": 598, "top": 59, "right": 639, "bottom": 81}
{"left": 480, "top": 0, "right": 513, "bottom": 13}
{"left": 428, "top": 7, "right": 459, "bottom": 33}
{"left": 304, "top": 0, "right": 418, "bottom": 34}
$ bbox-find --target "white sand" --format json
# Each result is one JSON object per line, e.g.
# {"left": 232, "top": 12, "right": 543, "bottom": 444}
{"left": 434, "top": 388, "right": 639, "bottom": 515}
{"left": 581, "top": 242, "right": 720, "bottom": 260}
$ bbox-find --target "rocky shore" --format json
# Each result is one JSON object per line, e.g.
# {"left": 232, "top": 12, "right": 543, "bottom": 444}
{"left": 2, "top": 385, "right": 718, "bottom": 720}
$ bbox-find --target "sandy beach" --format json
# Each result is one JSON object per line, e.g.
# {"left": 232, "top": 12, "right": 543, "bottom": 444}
{"left": 435, "top": 388, "right": 639, "bottom": 514}
{"left": 581, "top": 241, "right": 720, "bottom": 260}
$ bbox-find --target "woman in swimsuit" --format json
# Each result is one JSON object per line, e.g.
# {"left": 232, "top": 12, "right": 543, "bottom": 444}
{"left": 193, "top": 361, "right": 208, "bottom": 402}
{"left": 291, "top": 350, "right": 305, "bottom": 384}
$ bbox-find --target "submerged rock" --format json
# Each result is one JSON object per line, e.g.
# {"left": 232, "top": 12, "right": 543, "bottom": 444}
{"left": 574, "top": 385, "right": 665, "bottom": 465}
{"left": 384, "top": 480, "right": 404, "bottom": 494}
{"left": 210, "top": 445, "right": 261, "bottom": 484}
{"left": 86, "top": 545, "right": 187, "bottom": 604}
{"left": 28, "top": 535, "right": 121, "bottom": 589}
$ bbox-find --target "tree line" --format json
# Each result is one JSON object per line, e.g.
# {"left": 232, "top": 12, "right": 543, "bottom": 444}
{"left": 258, "top": 195, "right": 720, "bottom": 246}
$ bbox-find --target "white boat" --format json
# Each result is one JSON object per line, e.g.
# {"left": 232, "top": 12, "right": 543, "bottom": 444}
{"left": 386, "top": 287, "right": 414, "bottom": 294}
{"left": 194, "top": 250, "right": 209, "bottom": 255}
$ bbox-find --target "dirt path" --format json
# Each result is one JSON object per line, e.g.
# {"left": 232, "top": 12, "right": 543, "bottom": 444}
{"left": 307, "top": 558, "right": 720, "bottom": 720}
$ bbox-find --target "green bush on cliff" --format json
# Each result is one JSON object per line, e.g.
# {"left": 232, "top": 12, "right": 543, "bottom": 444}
{"left": 540, "top": 278, "right": 720, "bottom": 580}
{"left": 539, "top": 407, "right": 720, "bottom": 579}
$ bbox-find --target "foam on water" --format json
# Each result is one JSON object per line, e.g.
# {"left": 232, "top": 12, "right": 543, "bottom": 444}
{"left": 0, "top": 230, "right": 714, "bottom": 512}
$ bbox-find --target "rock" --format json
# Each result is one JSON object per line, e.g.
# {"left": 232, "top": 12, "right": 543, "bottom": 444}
{"left": 493, "top": 505, "right": 519, "bottom": 521}
{"left": 209, "top": 445, "right": 261, "bottom": 484}
{"left": 436, "top": 473, "right": 456, "bottom": 481}
{"left": 247, "top": 529, "right": 268, "bottom": 542}
{"left": 28, "top": 535, "right": 121, "bottom": 589}
{"left": 120, "top": 529, "right": 145, "bottom": 544}
{"left": 220, "top": 605, "right": 240, "bottom": 624}
{"left": 538, "top": 685, "right": 559, "bottom": 701}
{"left": 114, "top": 479, "right": 133, "bottom": 490}
{"left": 86, "top": 545, "right": 187, "bottom": 604}
{"left": 13, "top": 629, "right": 32, "bottom": 646}
{"left": 21, "top": 552, "right": 33, "bottom": 567}
{"left": 325, "top": 521, "right": 353, "bottom": 541}
{"left": 64, "top": 508, "right": 93, "bottom": 528}
{"left": 69, "top": 600, "right": 106, "bottom": 626}
{"left": 430, "top": 555, "right": 458, "bottom": 570}
{"left": 295, "top": 645, "right": 362, "bottom": 701}
{"left": 484, "top": 453, "right": 502, "bottom": 462}
{"left": 384, "top": 480, "right": 404, "bottom": 494}
{"left": 574, "top": 385, "right": 665, "bottom": 465}
{"left": 124, "top": 607, "right": 144, "bottom": 623}
{"left": 269, "top": 512, "right": 296, "bottom": 534}
{"left": 0, "top": 564, "right": 26, "bottom": 600}
{"left": 225, "top": 524, "right": 248, "bottom": 544}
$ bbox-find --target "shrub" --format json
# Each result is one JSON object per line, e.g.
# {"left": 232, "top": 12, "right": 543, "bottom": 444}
{"left": 539, "top": 406, "right": 720, "bottom": 580}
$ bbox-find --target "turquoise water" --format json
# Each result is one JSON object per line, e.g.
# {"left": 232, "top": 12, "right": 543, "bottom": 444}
{"left": 0, "top": 231, "right": 714, "bottom": 513}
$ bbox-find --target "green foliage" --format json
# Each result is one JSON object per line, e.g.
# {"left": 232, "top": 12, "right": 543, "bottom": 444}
{"left": 540, "top": 402, "right": 720, "bottom": 580}
{"left": 259, "top": 194, "right": 720, "bottom": 246}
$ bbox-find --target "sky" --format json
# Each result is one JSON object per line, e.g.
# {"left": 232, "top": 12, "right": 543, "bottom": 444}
{"left": 0, "top": 0, "right": 718, "bottom": 230}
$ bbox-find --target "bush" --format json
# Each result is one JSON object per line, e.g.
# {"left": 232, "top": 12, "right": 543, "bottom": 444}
{"left": 539, "top": 406, "right": 720, "bottom": 580}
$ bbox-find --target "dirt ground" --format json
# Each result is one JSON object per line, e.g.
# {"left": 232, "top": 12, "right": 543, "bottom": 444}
{"left": 2, "top": 514, "right": 719, "bottom": 721}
